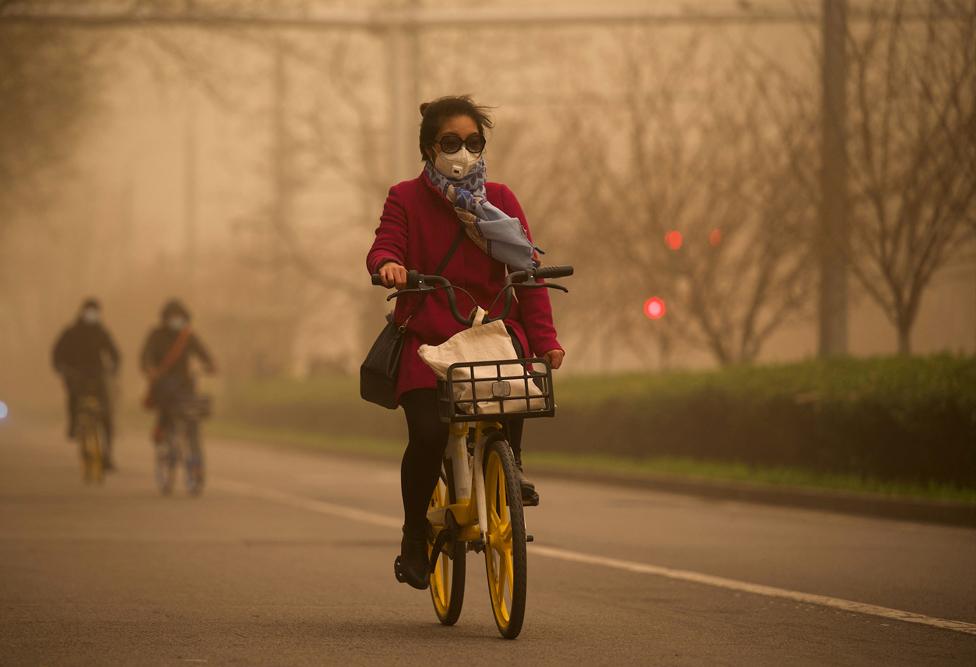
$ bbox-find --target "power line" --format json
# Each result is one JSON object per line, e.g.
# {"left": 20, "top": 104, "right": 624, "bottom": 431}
{"left": 0, "top": 3, "right": 816, "bottom": 30}
{"left": 3, "top": 2, "right": 958, "bottom": 31}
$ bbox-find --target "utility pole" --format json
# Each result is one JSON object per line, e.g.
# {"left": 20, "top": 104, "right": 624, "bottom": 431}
{"left": 120, "top": 172, "right": 135, "bottom": 281}
{"left": 272, "top": 35, "right": 288, "bottom": 275}
{"left": 387, "top": 0, "right": 422, "bottom": 183}
{"left": 183, "top": 87, "right": 198, "bottom": 287}
{"left": 818, "top": 0, "right": 848, "bottom": 356}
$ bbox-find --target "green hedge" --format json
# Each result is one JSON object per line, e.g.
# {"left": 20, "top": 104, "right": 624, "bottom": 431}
{"left": 223, "top": 355, "right": 976, "bottom": 487}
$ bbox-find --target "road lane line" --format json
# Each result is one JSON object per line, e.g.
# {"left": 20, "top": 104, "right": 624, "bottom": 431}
{"left": 210, "top": 478, "right": 401, "bottom": 529}
{"left": 211, "top": 476, "right": 976, "bottom": 637}
{"left": 528, "top": 545, "right": 976, "bottom": 636}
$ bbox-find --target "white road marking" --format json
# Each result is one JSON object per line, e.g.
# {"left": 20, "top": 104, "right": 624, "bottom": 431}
{"left": 528, "top": 545, "right": 976, "bottom": 636}
{"left": 210, "top": 476, "right": 976, "bottom": 637}
{"left": 211, "top": 478, "right": 401, "bottom": 529}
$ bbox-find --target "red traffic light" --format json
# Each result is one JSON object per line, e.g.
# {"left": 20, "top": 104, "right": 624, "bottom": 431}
{"left": 643, "top": 297, "right": 666, "bottom": 320}
{"left": 708, "top": 228, "right": 722, "bottom": 246}
{"left": 664, "top": 230, "right": 683, "bottom": 251}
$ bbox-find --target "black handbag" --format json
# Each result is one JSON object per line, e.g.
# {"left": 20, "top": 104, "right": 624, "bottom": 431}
{"left": 360, "top": 227, "right": 466, "bottom": 409}
{"left": 359, "top": 313, "right": 407, "bottom": 409}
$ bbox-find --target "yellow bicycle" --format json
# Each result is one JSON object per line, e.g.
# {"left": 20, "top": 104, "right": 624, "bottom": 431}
{"left": 74, "top": 390, "right": 105, "bottom": 484}
{"left": 374, "top": 265, "right": 573, "bottom": 639}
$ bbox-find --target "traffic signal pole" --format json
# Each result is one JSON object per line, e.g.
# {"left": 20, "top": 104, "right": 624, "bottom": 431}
{"left": 818, "top": 0, "right": 849, "bottom": 356}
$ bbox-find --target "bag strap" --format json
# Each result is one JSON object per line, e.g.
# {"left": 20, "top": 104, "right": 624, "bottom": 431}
{"left": 399, "top": 225, "right": 466, "bottom": 329}
{"left": 435, "top": 224, "right": 467, "bottom": 275}
{"left": 149, "top": 327, "right": 193, "bottom": 381}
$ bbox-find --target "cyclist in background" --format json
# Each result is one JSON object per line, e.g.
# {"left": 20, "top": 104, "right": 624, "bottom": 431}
{"left": 140, "top": 300, "right": 216, "bottom": 444}
{"left": 52, "top": 298, "right": 121, "bottom": 469}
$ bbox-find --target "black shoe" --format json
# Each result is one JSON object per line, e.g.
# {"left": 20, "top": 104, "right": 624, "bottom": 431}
{"left": 516, "top": 465, "right": 540, "bottom": 507}
{"left": 393, "top": 526, "right": 429, "bottom": 590}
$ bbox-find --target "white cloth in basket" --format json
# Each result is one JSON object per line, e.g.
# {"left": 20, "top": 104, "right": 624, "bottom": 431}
{"left": 417, "top": 308, "right": 545, "bottom": 415}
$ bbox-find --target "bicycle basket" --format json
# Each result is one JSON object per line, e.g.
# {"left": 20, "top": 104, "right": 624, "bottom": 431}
{"left": 436, "top": 357, "right": 555, "bottom": 423}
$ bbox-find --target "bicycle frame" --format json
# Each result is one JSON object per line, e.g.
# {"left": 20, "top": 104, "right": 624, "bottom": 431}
{"left": 427, "top": 420, "right": 502, "bottom": 548}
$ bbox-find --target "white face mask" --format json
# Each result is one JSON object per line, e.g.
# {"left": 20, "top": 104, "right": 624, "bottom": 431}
{"left": 167, "top": 316, "right": 187, "bottom": 331}
{"left": 81, "top": 309, "right": 99, "bottom": 325}
{"left": 434, "top": 147, "right": 479, "bottom": 180}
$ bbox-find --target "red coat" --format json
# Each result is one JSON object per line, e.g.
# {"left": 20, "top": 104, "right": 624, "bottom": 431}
{"left": 367, "top": 171, "right": 562, "bottom": 404}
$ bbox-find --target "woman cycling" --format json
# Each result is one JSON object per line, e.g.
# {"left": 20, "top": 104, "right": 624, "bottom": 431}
{"left": 367, "top": 96, "right": 565, "bottom": 590}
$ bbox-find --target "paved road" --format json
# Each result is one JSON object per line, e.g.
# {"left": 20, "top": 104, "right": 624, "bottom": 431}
{"left": 1, "top": 420, "right": 975, "bottom": 665}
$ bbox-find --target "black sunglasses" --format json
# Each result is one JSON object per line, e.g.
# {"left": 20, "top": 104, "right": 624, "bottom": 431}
{"left": 436, "top": 133, "right": 486, "bottom": 154}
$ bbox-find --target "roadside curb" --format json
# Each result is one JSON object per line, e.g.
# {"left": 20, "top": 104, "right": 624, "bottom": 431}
{"left": 531, "top": 465, "right": 976, "bottom": 528}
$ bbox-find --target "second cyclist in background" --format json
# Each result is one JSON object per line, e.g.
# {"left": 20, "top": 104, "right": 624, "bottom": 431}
{"left": 140, "top": 299, "right": 216, "bottom": 445}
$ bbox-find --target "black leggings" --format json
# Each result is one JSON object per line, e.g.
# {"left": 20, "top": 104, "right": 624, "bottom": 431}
{"left": 399, "top": 389, "right": 524, "bottom": 534}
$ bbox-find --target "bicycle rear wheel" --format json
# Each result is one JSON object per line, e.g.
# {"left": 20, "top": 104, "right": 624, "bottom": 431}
{"left": 86, "top": 427, "right": 104, "bottom": 484}
{"left": 428, "top": 475, "right": 465, "bottom": 625}
{"left": 185, "top": 427, "right": 205, "bottom": 497}
{"left": 483, "top": 435, "right": 527, "bottom": 639}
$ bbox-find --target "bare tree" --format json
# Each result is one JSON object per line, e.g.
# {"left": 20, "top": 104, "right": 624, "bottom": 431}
{"left": 0, "top": 26, "right": 109, "bottom": 379}
{"left": 841, "top": 0, "right": 976, "bottom": 354}
{"left": 554, "top": 33, "right": 817, "bottom": 367}
{"left": 0, "top": 26, "right": 104, "bottom": 229}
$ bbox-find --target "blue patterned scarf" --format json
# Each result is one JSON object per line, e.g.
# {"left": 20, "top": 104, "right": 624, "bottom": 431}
{"left": 424, "top": 159, "right": 540, "bottom": 271}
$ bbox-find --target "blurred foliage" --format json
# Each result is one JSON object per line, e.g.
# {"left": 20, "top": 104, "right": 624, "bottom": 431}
{"left": 222, "top": 354, "right": 976, "bottom": 487}
{"left": 0, "top": 27, "right": 104, "bottom": 225}
{"left": 541, "top": 353, "right": 976, "bottom": 487}
{"left": 555, "top": 353, "right": 976, "bottom": 406}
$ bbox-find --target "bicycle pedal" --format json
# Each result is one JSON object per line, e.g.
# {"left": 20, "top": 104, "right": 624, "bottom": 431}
{"left": 526, "top": 534, "right": 534, "bottom": 543}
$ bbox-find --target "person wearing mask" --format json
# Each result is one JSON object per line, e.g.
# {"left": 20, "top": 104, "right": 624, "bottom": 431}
{"left": 366, "top": 96, "right": 565, "bottom": 589}
{"left": 140, "top": 300, "right": 216, "bottom": 443}
{"left": 52, "top": 298, "right": 121, "bottom": 469}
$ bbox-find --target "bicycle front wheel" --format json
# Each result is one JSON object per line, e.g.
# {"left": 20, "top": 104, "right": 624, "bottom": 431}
{"left": 185, "top": 430, "right": 205, "bottom": 497}
{"left": 155, "top": 438, "right": 176, "bottom": 496}
{"left": 483, "top": 435, "right": 527, "bottom": 639}
{"left": 429, "top": 475, "right": 465, "bottom": 625}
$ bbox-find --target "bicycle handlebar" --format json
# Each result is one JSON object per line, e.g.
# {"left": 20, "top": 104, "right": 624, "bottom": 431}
{"left": 512, "top": 265, "right": 574, "bottom": 282}
{"left": 370, "top": 265, "right": 573, "bottom": 327}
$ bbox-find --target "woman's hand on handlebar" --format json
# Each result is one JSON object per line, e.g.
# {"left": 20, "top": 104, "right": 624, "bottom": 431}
{"left": 379, "top": 262, "right": 409, "bottom": 289}
{"left": 544, "top": 349, "right": 565, "bottom": 370}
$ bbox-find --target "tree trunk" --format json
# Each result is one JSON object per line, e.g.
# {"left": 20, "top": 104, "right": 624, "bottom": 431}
{"left": 896, "top": 320, "right": 912, "bottom": 356}
{"left": 658, "top": 334, "right": 672, "bottom": 371}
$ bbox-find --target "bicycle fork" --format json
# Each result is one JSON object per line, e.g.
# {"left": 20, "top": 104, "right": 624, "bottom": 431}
{"left": 472, "top": 438, "right": 488, "bottom": 546}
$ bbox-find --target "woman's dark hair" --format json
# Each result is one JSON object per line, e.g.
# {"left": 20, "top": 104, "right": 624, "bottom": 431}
{"left": 418, "top": 95, "right": 493, "bottom": 161}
